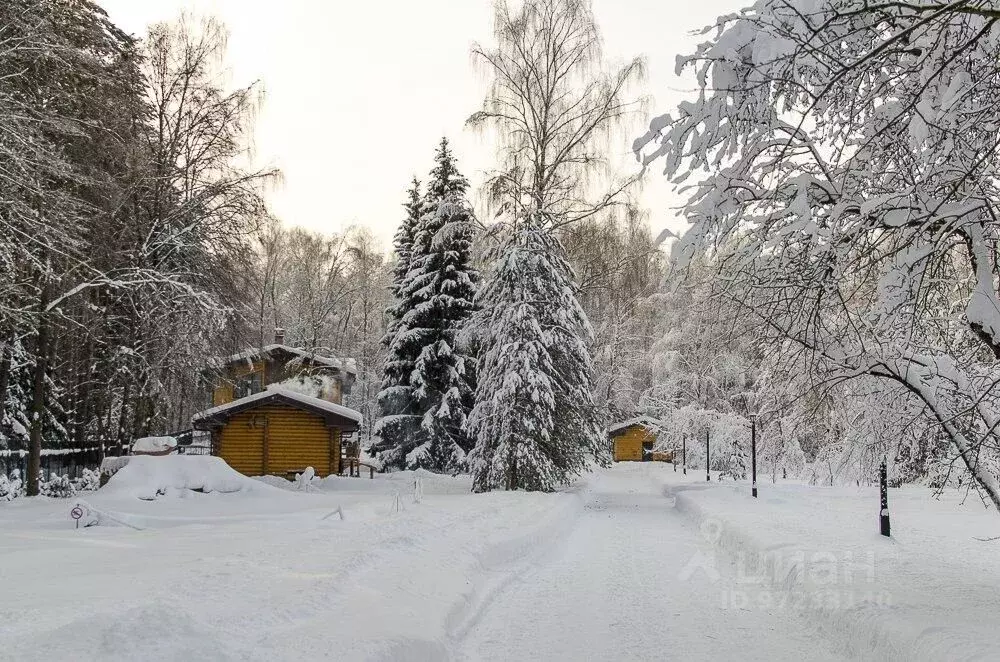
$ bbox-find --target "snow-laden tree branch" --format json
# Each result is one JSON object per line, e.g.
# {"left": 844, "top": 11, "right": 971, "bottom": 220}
{"left": 637, "top": 0, "right": 1000, "bottom": 509}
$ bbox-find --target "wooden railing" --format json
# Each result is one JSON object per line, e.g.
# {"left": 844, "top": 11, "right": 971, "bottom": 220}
{"left": 342, "top": 458, "right": 376, "bottom": 479}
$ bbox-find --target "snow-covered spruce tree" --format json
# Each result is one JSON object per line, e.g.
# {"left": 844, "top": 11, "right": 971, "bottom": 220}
{"left": 465, "top": 0, "right": 639, "bottom": 491}
{"left": 373, "top": 179, "right": 424, "bottom": 467}
{"left": 468, "top": 219, "right": 604, "bottom": 492}
{"left": 395, "top": 139, "right": 478, "bottom": 473}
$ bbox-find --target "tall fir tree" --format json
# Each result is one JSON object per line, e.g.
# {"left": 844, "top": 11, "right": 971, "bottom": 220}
{"left": 375, "top": 139, "right": 479, "bottom": 472}
{"left": 467, "top": 218, "right": 605, "bottom": 492}
{"left": 372, "top": 179, "right": 424, "bottom": 461}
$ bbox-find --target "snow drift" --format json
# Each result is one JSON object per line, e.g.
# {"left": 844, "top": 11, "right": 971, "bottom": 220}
{"left": 101, "top": 455, "right": 279, "bottom": 500}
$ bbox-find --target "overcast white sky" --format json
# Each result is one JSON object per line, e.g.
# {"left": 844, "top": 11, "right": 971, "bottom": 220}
{"left": 96, "top": 0, "right": 744, "bottom": 249}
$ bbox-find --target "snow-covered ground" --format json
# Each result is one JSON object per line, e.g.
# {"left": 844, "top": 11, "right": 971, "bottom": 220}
{"left": 460, "top": 467, "right": 846, "bottom": 661}
{"left": 0, "top": 461, "right": 577, "bottom": 661}
{"left": 654, "top": 464, "right": 1000, "bottom": 662}
{"left": 1, "top": 460, "right": 997, "bottom": 661}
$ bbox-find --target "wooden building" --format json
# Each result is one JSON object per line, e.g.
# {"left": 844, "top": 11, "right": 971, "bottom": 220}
{"left": 191, "top": 389, "right": 361, "bottom": 478}
{"left": 190, "top": 330, "right": 362, "bottom": 478}
{"left": 608, "top": 416, "right": 667, "bottom": 462}
{"left": 209, "top": 329, "right": 356, "bottom": 408}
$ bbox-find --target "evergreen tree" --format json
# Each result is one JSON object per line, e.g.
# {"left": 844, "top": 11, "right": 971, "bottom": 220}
{"left": 402, "top": 139, "right": 478, "bottom": 472}
{"left": 468, "top": 218, "right": 604, "bottom": 492}
{"left": 373, "top": 179, "right": 424, "bottom": 464}
{"left": 726, "top": 441, "right": 749, "bottom": 481}
{"left": 375, "top": 140, "right": 479, "bottom": 472}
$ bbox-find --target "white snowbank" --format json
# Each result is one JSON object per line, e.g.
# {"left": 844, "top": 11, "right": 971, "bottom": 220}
{"left": 100, "top": 456, "right": 130, "bottom": 475}
{"left": 654, "top": 464, "right": 1000, "bottom": 661}
{"left": 101, "top": 456, "right": 279, "bottom": 501}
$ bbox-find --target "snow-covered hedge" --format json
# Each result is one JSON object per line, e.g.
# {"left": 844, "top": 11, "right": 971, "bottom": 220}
{"left": 73, "top": 468, "right": 101, "bottom": 492}
{"left": 40, "top": 474, "right": 75, "bottom": 499}
{"left": 0, "top": 468, "right": 101, "bottom": 501}
{"left": 0, "top": 470, "right": 23, "bottom": 501}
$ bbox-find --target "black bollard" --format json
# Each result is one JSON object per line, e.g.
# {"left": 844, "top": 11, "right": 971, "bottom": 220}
{"left": 879, "top": 460, "right": 891, "bottom": 537}
{"left": 682, "top": 435, "right": 687, "bottom": 475}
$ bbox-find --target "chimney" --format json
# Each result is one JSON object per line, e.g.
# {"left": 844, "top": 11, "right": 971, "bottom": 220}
{"left": 274, "top": 327, "right": 286, "bottom": 345}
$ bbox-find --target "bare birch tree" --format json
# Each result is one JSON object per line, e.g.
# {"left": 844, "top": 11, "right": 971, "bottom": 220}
{"left": 469, "top": 0, "right": 646, "bottom": 227}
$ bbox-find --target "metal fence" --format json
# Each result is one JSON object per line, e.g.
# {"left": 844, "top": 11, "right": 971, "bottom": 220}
{"left": 1, "top": 430, "right": 213, "bottom": 481}
{"left": 0, "top": 447, "right": 102, "bottom": 481}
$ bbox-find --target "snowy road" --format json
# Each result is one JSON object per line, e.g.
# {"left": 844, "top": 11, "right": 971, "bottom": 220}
{"left": 460, "top": 468, "right": 848, "bottom": 661}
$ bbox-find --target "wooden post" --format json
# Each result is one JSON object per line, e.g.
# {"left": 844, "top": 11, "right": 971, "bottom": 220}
{"left": 327, "top": 428, "right": 340, "bottom": 476}
{"left": 329, "top": 428, "right": 341, "bottom": 476}
{"left": 26, "top": 275, "right": 51, "bottom": 496}
{"left": 261, "top": 415, "right": 270, "bottom": 476}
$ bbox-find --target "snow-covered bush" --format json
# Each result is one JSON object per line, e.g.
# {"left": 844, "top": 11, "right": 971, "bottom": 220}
{"left": 0, "top": 470, "right": 24, "bottom": 501}
{"left": 40, "top": 473, "right": 75, "bottom": 499}
{"left": 72, "top": 468, "right": 101, "bottom": 493}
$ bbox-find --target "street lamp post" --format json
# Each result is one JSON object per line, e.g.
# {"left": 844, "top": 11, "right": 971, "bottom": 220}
{"left": 880, "top": 460, "right": 891, "bottom": 537}
{"left": 682, "top": 435, "right": 687, "bottom": 475}
{"left": 750, "top": 413, "right": 758, "bottom": 498}
{"left": 705, "top": 428, "right": 711, "bottom": 482}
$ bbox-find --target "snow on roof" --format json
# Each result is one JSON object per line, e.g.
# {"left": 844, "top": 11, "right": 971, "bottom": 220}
{"left": 222, "top": 344, "right": 356, "bottom": 375}
{"left": 607, "top": 416, "right": 664, "bottom": 436}
{"left": 191, "top": 386, "right": 363, "bottom": 425}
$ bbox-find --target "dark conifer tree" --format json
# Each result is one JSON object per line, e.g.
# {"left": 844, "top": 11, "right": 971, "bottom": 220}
{"left": 375, "top": 139, "right": 479, "bottom": 472}
{"left": 373, "top": 179, "right": 424, "bottom": 465}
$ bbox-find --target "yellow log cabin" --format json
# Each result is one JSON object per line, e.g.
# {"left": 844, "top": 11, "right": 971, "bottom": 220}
{"left": 190, "top": 330, "right": 362, "bottom": 478}
{"left": 608, "top": 416, "right": 671, "bottom": 463}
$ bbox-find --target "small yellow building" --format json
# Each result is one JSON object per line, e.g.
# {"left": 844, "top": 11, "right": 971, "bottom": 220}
{"left": 190, "top": 330, "right": 362, "bottom": 478}
{"left": 191, "top": 389, "right": 361, "bottom": 478}
{"left": 608, "top": 416, "right": 667, "bottom": 463}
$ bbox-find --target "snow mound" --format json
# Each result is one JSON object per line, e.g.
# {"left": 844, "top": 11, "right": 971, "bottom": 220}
{"left": 131, "top": 436, "right": 177, "bottom": 454}
{"left": 101, "top": 456, "right": 279, "bottom": 500}
{"left": 253, "top": 474, "right": 294, "bottom": 490}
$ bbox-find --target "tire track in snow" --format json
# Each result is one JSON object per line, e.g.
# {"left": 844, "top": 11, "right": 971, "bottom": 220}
{"left": 459, "top": 467, "right": 851, "bottom": 662}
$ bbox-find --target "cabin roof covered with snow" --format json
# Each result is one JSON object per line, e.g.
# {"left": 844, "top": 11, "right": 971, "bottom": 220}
{"left": 607, "top": 416, "right": 664, "bottom": 436}
{"left": 219, "top": 344, "right": 357, "bottom": 376}
{"left": 191, "top": 386, "right": 362, "bottom": 430}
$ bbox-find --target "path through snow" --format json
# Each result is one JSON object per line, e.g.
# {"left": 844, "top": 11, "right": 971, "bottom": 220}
{"left": 460, "top": 468, "right": 849, "bottom": 661}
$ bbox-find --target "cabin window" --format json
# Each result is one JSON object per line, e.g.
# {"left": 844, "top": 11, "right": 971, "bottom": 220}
{"left": 234, "top": 371, "right": 264, "bottom": 399}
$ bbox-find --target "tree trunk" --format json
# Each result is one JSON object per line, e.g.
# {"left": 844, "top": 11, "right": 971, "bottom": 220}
{"left": 26, "top": 284, "right": 51, "bottom": 497}
{"left": 0, "top": 339, "right": 11, "bottom": 422}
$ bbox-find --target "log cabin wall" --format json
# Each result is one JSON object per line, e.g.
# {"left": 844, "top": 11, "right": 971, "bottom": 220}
{"left": 216, "top": 404, "right": 340, "bottom": 477}
{"left": 612, "top": 425, "right": 657, "bottom": 462}
{"left": 212, "top": 360, "right": 266, "bottom": 407}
